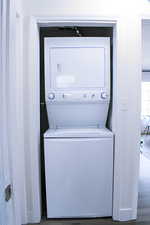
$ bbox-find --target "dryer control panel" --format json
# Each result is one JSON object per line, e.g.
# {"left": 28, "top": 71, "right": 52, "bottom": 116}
{"left": 47, "top": 90, "right": 109, "bottom": 103}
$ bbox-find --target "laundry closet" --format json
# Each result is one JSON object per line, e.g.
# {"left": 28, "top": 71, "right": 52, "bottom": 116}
{"left": 40, "top": 27, "right": 114, "bottom": 218}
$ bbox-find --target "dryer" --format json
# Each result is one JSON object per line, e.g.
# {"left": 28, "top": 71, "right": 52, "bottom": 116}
{"left": 44, "top": 37, "right": 113, "bottom": 218}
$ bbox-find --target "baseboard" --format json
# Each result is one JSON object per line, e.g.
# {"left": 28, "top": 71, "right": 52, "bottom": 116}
{"left": 27, "top": 210, "right": 41, "bottom": 224}
{"left": 117, "top": 208, "right": 134, "bottom": 221}
{"left": 27, "top": 208, "right": 135, "bottom": 223}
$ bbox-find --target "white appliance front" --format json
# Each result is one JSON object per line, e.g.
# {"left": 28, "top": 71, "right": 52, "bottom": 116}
{"left": 44, "top": 37, "right": 110, "bottom": 92}
{"left": 44, "top": 37, "right": 110, "bottom": 129}
{"left": 44, "top": 133, "right": 113, "bottom": 218}
{"left": 44, "top": 36, "right": 113, "bottom": 218}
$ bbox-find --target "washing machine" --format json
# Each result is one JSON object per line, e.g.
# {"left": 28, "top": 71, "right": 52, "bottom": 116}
{"left": 44, "top": 37, "right": 113, "bottom": 218}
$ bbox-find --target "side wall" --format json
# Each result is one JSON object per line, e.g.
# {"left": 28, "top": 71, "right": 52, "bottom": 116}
{"left": 12, "top": 0, "right": 27, "bottom": 224}
{"left": 142, "top": 22, "right": 150, "bottom": 82}
{"left": 142, "top": 22, "right": 150, "bottom": 70}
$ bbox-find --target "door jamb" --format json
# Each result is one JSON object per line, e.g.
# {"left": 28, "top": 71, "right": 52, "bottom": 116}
{"left": 28, "top": 16, "right": 119, "bottom": 222}
{"left": 27, "top": 16, "right": 141, "bottom": 223}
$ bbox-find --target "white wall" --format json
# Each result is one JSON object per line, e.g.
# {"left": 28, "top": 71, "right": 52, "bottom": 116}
{"left": 13, "top": 0, "right": 27, "bottom": 224}
{"left": 22, "top": 0, "right": 150, "bottom": 17}
{"left": 20, "top": 0, "right": 150, "bottom": 223}
{"left": 15, "top": 15, "right": 28, "bottom": 225}
{"left": 142, "top": 22, "right": 150, "bottom": 70}
{"left": 14, "top": 0, "right": 23, "bottom": 14}
{"left": 142, "top": 72, "right": 150, "bottom": 82}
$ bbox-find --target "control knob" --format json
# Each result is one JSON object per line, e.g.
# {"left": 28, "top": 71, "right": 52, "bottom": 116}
{"left": 48, "top": 92, "right": 55, "bottom": 100}
{"left": 101, "top": 92, "right": 108, "bottom": 99}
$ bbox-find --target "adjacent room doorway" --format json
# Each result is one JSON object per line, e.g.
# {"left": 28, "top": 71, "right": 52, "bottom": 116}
{"left": 138, "top": 20, "right": 150, "bottom": 222}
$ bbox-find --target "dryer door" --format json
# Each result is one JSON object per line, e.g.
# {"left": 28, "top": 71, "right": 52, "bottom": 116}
{"left": 44, "top": 37, "right": 110, "bottom": 95}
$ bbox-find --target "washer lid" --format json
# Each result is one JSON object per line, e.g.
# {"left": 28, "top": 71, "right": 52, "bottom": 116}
{"left": 44, "top": 128, "right": 113, "bottom": 138}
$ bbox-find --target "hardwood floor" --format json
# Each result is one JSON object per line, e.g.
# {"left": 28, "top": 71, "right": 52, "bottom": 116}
{"left": 28, "top": 218, "right": 150, "bottom": 225}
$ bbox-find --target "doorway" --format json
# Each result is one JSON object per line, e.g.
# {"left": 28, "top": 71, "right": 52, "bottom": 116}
{"left": 40, "top": 26, "right": 113, "bottom": 217}
{"left": 27, "top": 17, "right": 142, "bottom": 222}
{"left": 138, "top": 20, "right": 150, "bottom": 222}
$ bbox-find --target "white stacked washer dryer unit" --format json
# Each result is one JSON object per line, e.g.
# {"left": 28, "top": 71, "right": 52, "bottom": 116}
{"left": 44, "top": 37, "right": 113, "bottom": 218}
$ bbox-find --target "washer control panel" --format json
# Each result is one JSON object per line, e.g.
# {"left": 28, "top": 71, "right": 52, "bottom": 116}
{"left": 47, "top": 90, "right": 109, "bottom": 102}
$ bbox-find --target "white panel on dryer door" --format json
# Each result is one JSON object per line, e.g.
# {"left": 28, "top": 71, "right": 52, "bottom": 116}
{"left": 44, "top": 37, "right": 110, "bottom": 98}
{"left": 50, "top": 47, "right": 105, "bottom": 88}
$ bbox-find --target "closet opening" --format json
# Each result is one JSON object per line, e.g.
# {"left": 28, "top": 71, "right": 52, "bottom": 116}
{"left": 40, "top": 26, "right": 113, "bottom": 217}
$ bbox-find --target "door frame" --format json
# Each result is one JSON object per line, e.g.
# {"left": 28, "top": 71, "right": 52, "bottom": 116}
{"left": 1, "top": 0, "right": 21, "bottom": 225}
{"left": 26, "top": 16, "right": 141, "bottom": 223}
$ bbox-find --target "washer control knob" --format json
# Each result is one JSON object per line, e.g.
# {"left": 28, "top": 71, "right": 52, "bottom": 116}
{"left": 48, "top": 93, "right": 55, "bottom": 100}
{"left": 91, "top": 93, "right": 95, "bottom": 98}
{"left": 101, "top": 92, "right": 108, "bottom": 99}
